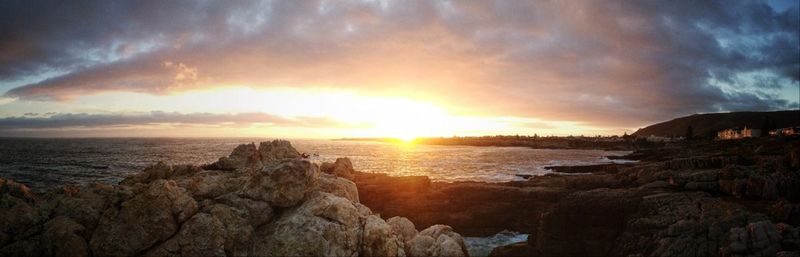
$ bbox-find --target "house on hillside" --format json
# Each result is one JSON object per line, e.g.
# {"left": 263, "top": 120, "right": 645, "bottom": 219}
{"left": 716, "top": 127, "right": 761, "bottom": 140}
{"left": 769, "top": 127, "right": 800, "bottom": 136}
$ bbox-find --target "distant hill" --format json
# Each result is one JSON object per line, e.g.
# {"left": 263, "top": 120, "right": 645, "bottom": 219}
{"left": 632, "top": 110, "right": 800, "bottom": 138}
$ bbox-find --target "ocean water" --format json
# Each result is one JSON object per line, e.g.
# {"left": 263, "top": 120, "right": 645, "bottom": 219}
{"left": 464, "top": 231, "right": 529, "bottom": 257}
{"left": 0, "top": 138, "right": 631, "bottom": 191}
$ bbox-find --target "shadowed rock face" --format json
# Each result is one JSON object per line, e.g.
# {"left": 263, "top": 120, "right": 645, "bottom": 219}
{"left": 0, "top": 141, "right": 468, "bottom": 257}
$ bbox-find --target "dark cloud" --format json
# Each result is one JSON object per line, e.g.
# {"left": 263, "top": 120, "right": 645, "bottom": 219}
{"left": 1, "top": 0, "right": 798, "bottom": 127}
{"left": 0, "top": 111, "right": 347, "bottom": 129}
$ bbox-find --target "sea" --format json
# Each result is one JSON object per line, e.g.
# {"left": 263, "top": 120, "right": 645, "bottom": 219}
{"left": 0, "top": 137, "right": 632, "bottom": 256}
{"left": 0, "top": 137, "right": 632, "bottom": 191}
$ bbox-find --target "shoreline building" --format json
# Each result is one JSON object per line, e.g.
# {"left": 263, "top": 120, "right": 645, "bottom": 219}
{"left": 717, "top": 127, "right": 761, "bottom": 140}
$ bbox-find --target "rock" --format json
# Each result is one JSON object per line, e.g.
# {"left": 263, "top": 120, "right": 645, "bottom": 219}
{"left": 529, "top": 188, "right": 640, "bottom": 256}
{"left": 252, "top": 192, "right": 365, "bottom": 257}
{"left": 387, "top": 216, "right": 418, "bottom": 244}
{"left": 258, "top": 140, "right": 301, "bottom": 165}
{"left": 488, "top": 241, "right": 530, "bottom": 257}
{"left": 210, "top": 143, "right": 264, "bottom": 171}
{"left": 321, "top": 157, "right": 356, "bottom": 181}
{"left": 208, "top": 204, "right": 253, "bottom": 257}
{"left": 722, "top": 220, "right": 792, "bottom": 256}
{"left": 0, "top": 186, "right": 46, "bottom": 244}
{"left": 176, "top": 213, "right": 227, "bottom": 257}
{"left": 89, "top": 180, "right": 198, "bottom": 256}
{"left": 213, "top": 193, "right": 273, "bottom": 227}
{"left": 641, "top": 180, "right": 672, "bottom": 189}
{"left": 407, "top": 225, "right": 468, "bottom": 257}
{"left": 0, "top": 140, "right": 469, "bottom": 257}
{"left": 122, "top": 163, "right": 204, "bottom": 186}
{"left": 47, "top": 183, "right": 123, "bottom": 233}
{"left": 184, "top": 171, "right": 248, "bottom": 199}
{"left": 240, "top": 159, "right": 319, "bottom": 208}
{"left": 0, "top": 177, "right": 36, "bottom": 202}
{"left": 362, "top": 215, "right": 405, "bottom": 257}
{"left": 317, "top": 173, "right": 359, "bottom": 202}
{"left": 42, "top": 216, "right": 89, "bottom": 257}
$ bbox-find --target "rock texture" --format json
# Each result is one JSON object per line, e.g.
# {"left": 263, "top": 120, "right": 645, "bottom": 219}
{"left": 349, "top": 137, "right": 800, "bottom": 256}
{"left": 0, "top": 141, "right": 468, "bottom": 257}
{"left": 321, "top": 157, "right": 356, "bottom": 181}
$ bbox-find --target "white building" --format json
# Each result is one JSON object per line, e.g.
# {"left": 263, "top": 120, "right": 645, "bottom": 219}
{"left": 717, "top": 127, "right": 761, "bottom": 140}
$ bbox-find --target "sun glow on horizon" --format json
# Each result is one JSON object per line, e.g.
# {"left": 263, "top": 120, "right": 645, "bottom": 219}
{"left": 0, "top": 86, "right": 620, "bottom": 138}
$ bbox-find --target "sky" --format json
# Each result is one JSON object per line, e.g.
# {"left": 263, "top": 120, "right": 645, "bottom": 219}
{"left": 0, "top": 0, "right": 798, "bottom": 138}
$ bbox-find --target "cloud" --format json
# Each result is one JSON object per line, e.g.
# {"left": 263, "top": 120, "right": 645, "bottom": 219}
{"left": 0, "top": 97, "right": 16, "bottom": 105}
{"left": 0, "top": 111, "right": 348, "bottom": 129}
{"left": 1, "top": 0, "right": 798, "bottom": 127}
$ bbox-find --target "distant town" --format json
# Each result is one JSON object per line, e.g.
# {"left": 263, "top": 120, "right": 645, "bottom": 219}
{"left": 338, "top": 125, "right": 800, "bottom": 151}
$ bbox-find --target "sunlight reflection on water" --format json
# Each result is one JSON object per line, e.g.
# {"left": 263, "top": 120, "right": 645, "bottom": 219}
{"left": 0, "top": 138, "right": 630, "bottom": 190}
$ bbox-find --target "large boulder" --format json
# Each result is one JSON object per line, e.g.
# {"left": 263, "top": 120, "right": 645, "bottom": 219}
{"left": 317, "top": 173, "right": 360, "bottom": 202}
{"left": 407, "top": 225, "right": 469, "bottom": 257}
{"left": 89, "top": 180, "right": 198, "bottom": 256}
{"left": 362, "top": 215, "right": 405, "bottom": 257}
{"left": 240, "top": 159, "right": 319, "bottom": 208}
{"left": 387, "top": 216, "right": 418, "bottom": 243}
{"left": 387, "top": 216, "right": 419, "bottom": 253}
{"left": 259, "top": 140, "right": 301, "bottom": 165}
{"left": 251, "top": 192, "right": 367, "bottom": 257}
{"left": 205, "top": 143, "right": 263, "bottom": 171}
{"left": 42, "top": 216, "right": 89, "bottom": 257}
{"left": 321, "top": 157, "right": 356, "bottom": 181}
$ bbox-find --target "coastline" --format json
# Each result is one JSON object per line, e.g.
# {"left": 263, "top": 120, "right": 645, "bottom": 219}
{"left": 1, "top": 137, "right": 799, "bottom": 256}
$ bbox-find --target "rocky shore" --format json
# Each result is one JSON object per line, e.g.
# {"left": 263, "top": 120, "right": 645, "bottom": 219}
{"left": 2, "top": 137, "right": 799, "bottom": 257}
{"left": 354, "top": 137, "right": 800, "bottom": 256}
{"left": 0, "top": 140, "right": 469, "bottom": 257}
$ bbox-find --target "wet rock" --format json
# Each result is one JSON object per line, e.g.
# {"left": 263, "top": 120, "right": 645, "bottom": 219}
{"left": 320, "top": 157, "right": 356, "bottom": 181}
{"left": 0, "top": 177, "right": 36, "bottom": 202}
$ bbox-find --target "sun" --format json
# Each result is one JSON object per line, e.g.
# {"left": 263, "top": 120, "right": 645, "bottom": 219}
{"left": 395, "top": 135, "right": 417, "bottom": 143}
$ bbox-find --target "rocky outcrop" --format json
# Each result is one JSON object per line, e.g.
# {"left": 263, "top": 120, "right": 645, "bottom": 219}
{"left": 202, "top": 140, "right": 301, "bottom": 171}
{"left": 0, "top": 141, "right": 468, "bottom": 257}
{"left": 408, "top": 225, "right": 469, "bottom": 257}
{"left": 487, "top": 138, "right": 800, "bottom": 257}
{"left": 321, "top": 157, "right": 356, "bottom": 181}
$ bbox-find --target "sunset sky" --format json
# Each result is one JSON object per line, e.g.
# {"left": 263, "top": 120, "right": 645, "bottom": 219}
{"left": 1, "top": 0, "right": 798, "bottom": 138}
